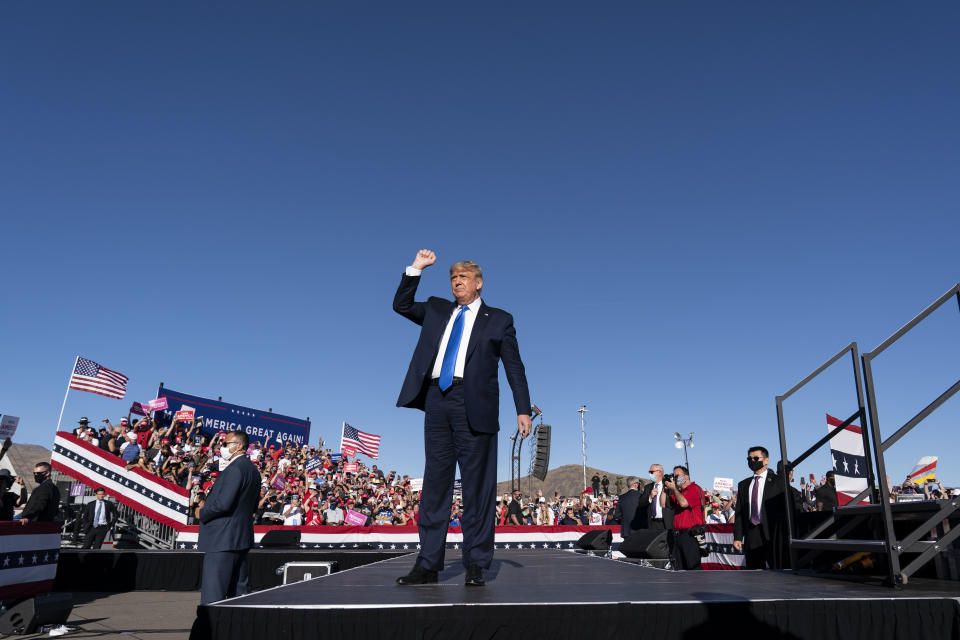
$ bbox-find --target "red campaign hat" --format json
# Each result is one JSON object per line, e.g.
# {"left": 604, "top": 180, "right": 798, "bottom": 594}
{"left": 211, "top": 471, "right": 219, "bottom": 477}
{"left": 269, "top": 445, "right": 276, "bottom": 449}
{"left": 161, "top": 438, "right": 170, "bottom": 444}
{"left": 583, "top": 487, "right": 593, "bottom": 494}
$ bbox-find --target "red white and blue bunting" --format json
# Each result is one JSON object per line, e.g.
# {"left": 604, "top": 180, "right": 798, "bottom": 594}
{"left": 0, "top": 522, "right": 61, "bottom": 600}
{"left": 51, "top": 432, "right": 190, "bottom": 527}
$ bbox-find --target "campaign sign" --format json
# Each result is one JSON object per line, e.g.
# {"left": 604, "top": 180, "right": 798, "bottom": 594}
{"left": 0, "top": 415, "right": 19, "bottom": 440}
{"left": 344, "top": 509, "right": 367, "bottom": 526}
{"left": 148, "top": 397, "right": 169, "bottom": 412}
{"left": 341, "top": 445, "right": 357, "bottom": 457}
{"left": 157, "top": 386, "right": 310, "bottom": 446}
{"left": 713, "top": 477, "right": 734, "bottom": 493}
{"left": 130, "top": 402, "right": 148, "bottom": 416}
{"left": 343, "top": 462, "right": 358, "bottom": 473}
{"left": 271, "top": 475, "right": 287, "bottom": 491}
{"left": 454, "top": 478, "right": 462, "bottom": 496}
{"left": 174, "top": 406, "right": 195, "bottom": 423}
{"left": 409, "top": 478, "right": 424, "bottom": 492}
{"left": 305, "top": 456, "right": 323, "bottom": 473}
{"left": 329, "top": 453, "right": 343, "bottom": 464}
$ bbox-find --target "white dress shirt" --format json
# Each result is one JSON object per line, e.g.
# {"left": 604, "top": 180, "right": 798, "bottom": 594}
{"left": 651, "top": 481, "right": 663, "bottom": 519}
{"left": 405, "top": 265, "right": 482, "bottom": 380}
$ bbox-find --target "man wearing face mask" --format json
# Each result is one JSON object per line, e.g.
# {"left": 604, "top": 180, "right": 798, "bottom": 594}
{"left": 637, "top": 464, "right": 674, "bottom": 531}
{"left": 661, "top": 465, "right": 705, "bottom": 570}
{"left": 197, "top": 430, "right": 260, "bottom": 604}
{"left": 20, "top": 462, "right": 61, "bottom": 524}
{"left": 732, "top": 446, "right": 784, "bottom": 569}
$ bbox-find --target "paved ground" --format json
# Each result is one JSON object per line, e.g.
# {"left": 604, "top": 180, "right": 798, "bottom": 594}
{"left": 15, "top": 592, "right": 200, "bottom": 640}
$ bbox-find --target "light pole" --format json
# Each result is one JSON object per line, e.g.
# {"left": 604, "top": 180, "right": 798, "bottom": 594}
{"left": 577, "top": 405, "right": 588, "bottom": 491}
{"left": 674, "top": 432, "right": 694, "bottom": 474}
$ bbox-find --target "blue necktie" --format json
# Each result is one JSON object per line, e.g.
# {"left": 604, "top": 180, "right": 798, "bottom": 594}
{"left": 439, "top": 305, "right": 468, "bottom": 391}
{"left": 95, "top": 501, "right": 104, "bottom": 526}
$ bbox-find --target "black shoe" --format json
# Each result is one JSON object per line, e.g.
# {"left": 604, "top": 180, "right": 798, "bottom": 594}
{"left": 396, "top": 563, "right": 438, "bottom": 585}
{"left": 465, "top": 564, "right": 485, "bottom": 587}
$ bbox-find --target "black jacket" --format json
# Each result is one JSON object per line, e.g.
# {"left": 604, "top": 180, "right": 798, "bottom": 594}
{"left": 636, "top": 481, "right": 675, "bottom": 529}
{"left": 21, "top": 481, "right": 61, "bottom": 522}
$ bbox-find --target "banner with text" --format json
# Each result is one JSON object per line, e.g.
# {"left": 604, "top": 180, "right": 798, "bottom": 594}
{"left": 157, "top": 387, "right": 310, "bottom": 446}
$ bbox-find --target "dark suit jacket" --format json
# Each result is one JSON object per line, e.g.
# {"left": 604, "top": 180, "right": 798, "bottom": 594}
{"left": 636, "top": 482, "right": 675, "bottom": 529}
{"left": 613, "top": 489, "right": 642, "bottom": 538}
{"left": 393, "top": 273, "right": 530, "bottom": 432}
{"left": 198, "top": 456, "right": 261, "bottom": 552}
{"left": 21, "top": 481, "right": 61, "bottom": 522}
{"left": 733, "top": 470, "right": 784, "bottom": 545}
{"left": 84, "top": 499, "right": 117, "bottom": 530}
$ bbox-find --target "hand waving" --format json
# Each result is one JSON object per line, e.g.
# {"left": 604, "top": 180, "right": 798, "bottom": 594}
{"left": 412, "top": 249, "right": 436, "bottom": 270}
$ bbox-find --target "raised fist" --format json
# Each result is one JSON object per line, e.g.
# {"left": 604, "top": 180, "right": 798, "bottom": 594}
{"left": 412, "top": 249, "right": 436, "bottom": 270}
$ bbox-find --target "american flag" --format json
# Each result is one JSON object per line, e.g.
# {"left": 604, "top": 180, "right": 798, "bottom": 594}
{"left": 341, "top": 422, "right": 381, "bottom": 459}
{"left": 69, "top": 357, "right": 129, "bottom": 400}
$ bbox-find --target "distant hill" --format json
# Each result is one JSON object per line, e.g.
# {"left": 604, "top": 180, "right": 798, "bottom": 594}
{"left": 496, "top": 464, "right": 648, "bottom": 500}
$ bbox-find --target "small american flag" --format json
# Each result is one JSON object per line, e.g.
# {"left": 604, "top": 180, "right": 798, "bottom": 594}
{"left": 69, "top": 357, "right": 129, "bottom": 400}
{"left": 341, "top": 422, "right": 381, "bottom": 459}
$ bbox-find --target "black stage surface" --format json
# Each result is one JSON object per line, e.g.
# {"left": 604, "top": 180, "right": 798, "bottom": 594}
{"left": 193, "top": 550, "right": 960, "bottom": 640}
{"left": 55, "top": 549, "right": 407, "bottom": 592}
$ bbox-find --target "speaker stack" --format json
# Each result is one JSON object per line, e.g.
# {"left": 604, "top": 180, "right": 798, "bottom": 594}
{"left": 531, "top": 424, "right": 551, "bottom": 481}
{"left": 0, "top": 594, "right": 73, "bottom": 635}
{"left": 620, "top": 530, "right": 670, "bottom": 559}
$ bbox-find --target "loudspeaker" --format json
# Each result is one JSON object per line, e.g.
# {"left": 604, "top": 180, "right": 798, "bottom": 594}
{"left": 575, "top": 529, "right": 612, "bottom": 551}
{"left": 620, "top": 530, "right": 669, "bottom": 559}
{"left": 531, "top": 424, "right": 551, "bottom": 481}
{"left": 0, "top": 593, "right": 73, "bottom": 635}
{"left": 260, "top": 529, "right": 301, "bottom": 548}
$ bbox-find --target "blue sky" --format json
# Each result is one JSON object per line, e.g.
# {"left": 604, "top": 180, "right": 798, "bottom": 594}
{"left": 2, "top": 2, "right": 957, "bottom": 490}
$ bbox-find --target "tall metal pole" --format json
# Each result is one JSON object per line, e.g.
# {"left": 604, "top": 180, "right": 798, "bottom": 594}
{"left": 577, "top": 405, "right": 588, "bottom": 491}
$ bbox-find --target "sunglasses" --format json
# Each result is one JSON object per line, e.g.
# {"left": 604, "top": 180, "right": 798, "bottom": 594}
{"left": 747, "top": 456, "right": 764, "bottom": 462}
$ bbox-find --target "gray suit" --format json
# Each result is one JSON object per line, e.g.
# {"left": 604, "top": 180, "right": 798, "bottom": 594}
{"left": 198, "top": 455, "right": 261, "bottom": 603}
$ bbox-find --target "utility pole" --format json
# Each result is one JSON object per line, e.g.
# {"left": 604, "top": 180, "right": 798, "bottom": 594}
{"left": 578, "top": 405, "right": 588, "bottom": 491}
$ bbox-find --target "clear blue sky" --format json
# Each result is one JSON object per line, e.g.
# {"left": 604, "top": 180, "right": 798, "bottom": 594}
{"left": 2, "top": 3, "right": 957, "bottom": 490}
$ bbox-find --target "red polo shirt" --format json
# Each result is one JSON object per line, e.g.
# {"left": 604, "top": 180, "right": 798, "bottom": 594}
{"left": 668, "top": 482, "right": 705, "bottom": 530}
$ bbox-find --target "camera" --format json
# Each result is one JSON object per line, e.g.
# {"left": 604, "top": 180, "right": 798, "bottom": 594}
{"left": 661, "top": 473, "right": 675, "bottom": 484}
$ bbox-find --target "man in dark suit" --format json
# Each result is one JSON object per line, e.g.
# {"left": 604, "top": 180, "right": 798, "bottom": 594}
{"left": 20, "top": 462, "right": 60, "bottom": 524}
{"left": 394, "top": 249, "right": 531, "bottom": 587}
{"left": 733, "top": 446, "right": 785, "bottom": 570}
{"left": 637, "top": 463, "right": 673, "bottom": 530}
{"left": 613, "top": 477, "right": 642, "bottom": 539}
{"left": 197, "top": 430, "right": 261, "bottom": 604}
{"left": 82, "top": 487, "right": 117, "bottom": 549}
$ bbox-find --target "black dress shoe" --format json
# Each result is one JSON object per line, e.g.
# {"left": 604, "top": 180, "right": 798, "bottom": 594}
{"left": 465, "top": 564, "right": 485, "bottom": 586}
{"left": 396, "top": 563, "right": 438, "bottom": 585}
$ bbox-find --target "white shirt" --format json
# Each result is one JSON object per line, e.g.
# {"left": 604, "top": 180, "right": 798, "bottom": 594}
{"left": 405, "top": 265, "right": 482, "bottom": 380}
{"left": 650, "top": 482, "right": 663, "bottom": 519}
{"left": 752, "top": 469, "right": 769, "bottom": 521}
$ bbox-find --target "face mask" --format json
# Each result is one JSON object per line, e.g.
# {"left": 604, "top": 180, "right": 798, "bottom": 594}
{"left": 748, "top": 458, "right": 765, "bottom": 472}
{"left": 675, "top": 474, "right": 686, "bottom": 487}
{"left": 649, "top": 473, "right": 658, "bottom": 482}
{"left": 34, "top": 472, "right": 47, "bottom": 484}
{"left": 219, "top": 445, "right": 234, "bottom": 459}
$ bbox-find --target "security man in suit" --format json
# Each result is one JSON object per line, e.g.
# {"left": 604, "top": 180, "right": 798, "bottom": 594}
{"left": 733, "top": 446, "right": 785, "bottom": 569}
{"left": 613, "top": 477, "right": 642, "bottom": 539}
{"left": 197, "top": 430, "right": 261, "bottom": 604}
{"left": 394, "top": 249, "right": 531, "bottom": 587}
{"left": 82, "top": 487, "right": 117, "bottom": 549}
{"left": 20, "top": 462, "right": 61, "bottom": 524}
{"left": 637, "top": 463, "right": 674, "bottom": 530}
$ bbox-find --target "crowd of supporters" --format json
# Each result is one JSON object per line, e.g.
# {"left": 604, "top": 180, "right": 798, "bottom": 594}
{"left": 67, "top": 416, "right": 956, "bottom": 529}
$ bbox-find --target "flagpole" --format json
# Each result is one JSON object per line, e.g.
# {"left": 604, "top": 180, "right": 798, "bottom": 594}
{"left": 340, "top": 421, "right": 347, "bottom": 460}
{"left": 56, "top": 355, "right": 79, "bottom": 432}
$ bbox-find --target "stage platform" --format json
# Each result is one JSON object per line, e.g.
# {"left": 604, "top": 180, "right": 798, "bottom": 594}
{"left": 54, "top": 549, "right": 407, "bottom": 592}
{"left": 193, "top": 549, "right": 960, "bottom": 640}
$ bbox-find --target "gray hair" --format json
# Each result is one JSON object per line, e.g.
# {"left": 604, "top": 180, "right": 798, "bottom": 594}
{"left": 627, "top": 476, "right": 639, "bottom": 487}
